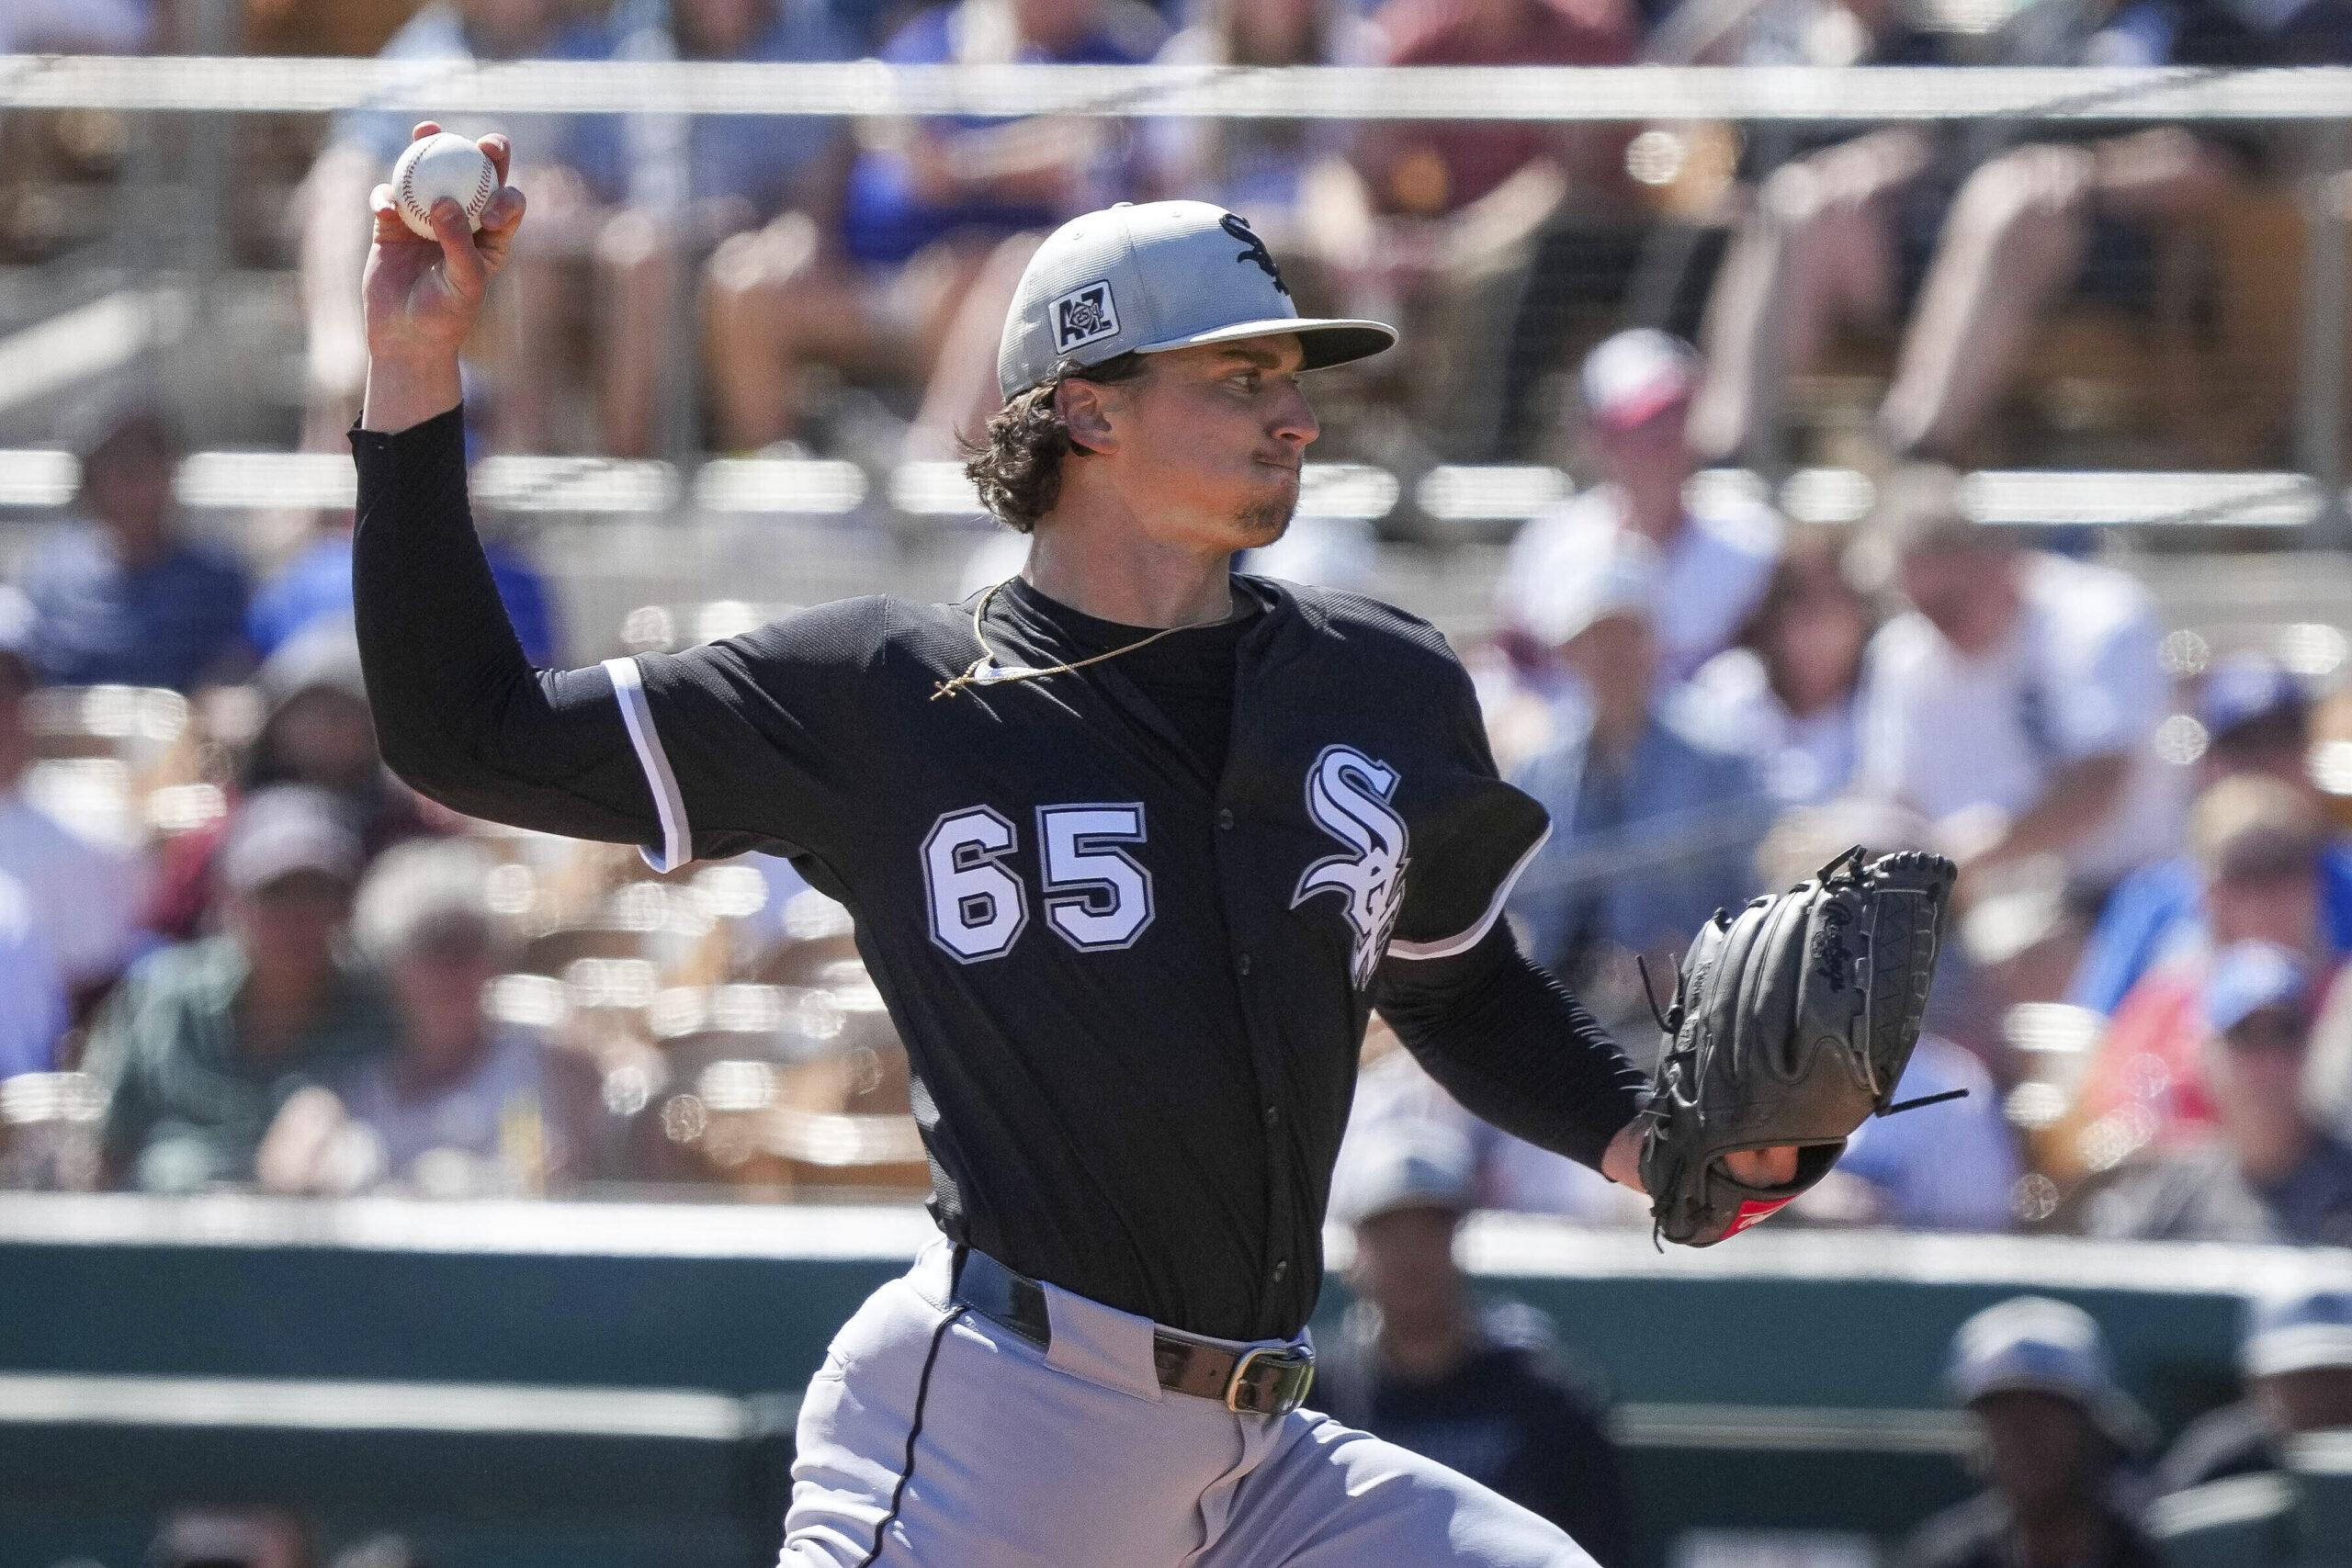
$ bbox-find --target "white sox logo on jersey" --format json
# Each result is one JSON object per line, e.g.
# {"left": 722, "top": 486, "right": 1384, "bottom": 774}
{"left": 1291, "top": 745, "right": 1410, "bottom": 988}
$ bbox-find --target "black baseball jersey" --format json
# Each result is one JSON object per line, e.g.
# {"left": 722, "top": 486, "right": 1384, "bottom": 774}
{"left": 351, "top": 408, "right": 1641, "bottom": 1341}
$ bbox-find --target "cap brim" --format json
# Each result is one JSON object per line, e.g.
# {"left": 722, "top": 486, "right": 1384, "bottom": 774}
{"left": 2246, "top": 1324, "right": 2352, "bottom": 1378}
{"left": 1962, "top": 1375, "right": 2154, "bottom": 1455}
{"left": 1594, "top": 380, "right": 1696, "bottom": 432}
{"left": 1135, "top": 317, "right": 1397, "bottom": 371}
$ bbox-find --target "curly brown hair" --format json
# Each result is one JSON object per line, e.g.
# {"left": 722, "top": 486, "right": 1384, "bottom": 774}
{"left": 962, "top": 353, "right": 1149, "bottom": 533}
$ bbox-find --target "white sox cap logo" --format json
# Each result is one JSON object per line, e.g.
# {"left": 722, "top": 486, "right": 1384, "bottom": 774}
{"left": 1292, "top": 745, "right": 1411, "bottom": 989}
{"left": 1051, "top": 281, "right": 1119, "bottom": 352}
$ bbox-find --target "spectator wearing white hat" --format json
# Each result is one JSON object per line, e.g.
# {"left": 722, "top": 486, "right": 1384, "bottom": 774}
{"left": 1498, "top": 331, "right": 1783, "bottom": 691}
{"left": 1316, "top": 1120, "right": 1634, "bottom": 1566}
{"left": 0, "top": 582, "right": 144, "bottom": 997}
{"left": 2159, "top": 1281, "right": 2352, "bottom": 1495}
{"left": 257, "top": 838, "right": 607, "bottom": 1196}
{"left": 1897, "top": 1296, "right": 2157, "bottom": 1568}
{"left": 1506, "top": 530, "right": 1771, "bottom": 1018}
{"left": 85, "top": 786, "right": 395, "bottom": 1191}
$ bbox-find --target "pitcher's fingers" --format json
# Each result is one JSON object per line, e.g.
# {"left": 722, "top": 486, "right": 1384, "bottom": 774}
{"left": 429, "top": 199, "right": 488, "bottom": 297}
{"left": 480, "top": 185, "right": 525, "bottom": 235}
{"left": 368, "top": 184, "right": 415, "bottom": 245}
{"left": 472, "top": 186, "right": 526, "bottom": 267}
{"left": 412, "top": 120, "right": 442, "bottom": 143}
{"left": 478, "top": 132, "right": 512, "bottom": 186}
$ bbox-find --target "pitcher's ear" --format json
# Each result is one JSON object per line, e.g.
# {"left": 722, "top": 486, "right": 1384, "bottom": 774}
{"left": 1057, "top": 378, "right": 1121, "bottom": 457}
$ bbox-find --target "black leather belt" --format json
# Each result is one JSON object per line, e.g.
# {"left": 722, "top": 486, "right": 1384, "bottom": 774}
{"left": 951, "top": 1248, "right": 1316, "bottom": 1417}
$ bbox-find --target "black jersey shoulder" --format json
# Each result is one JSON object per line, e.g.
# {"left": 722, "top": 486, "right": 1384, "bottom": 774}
{"left": 710, "top": 592, "right": 981, "bottom": 680}
{"left": 1250, "top": 578, "right": 1476, "bottom": 687}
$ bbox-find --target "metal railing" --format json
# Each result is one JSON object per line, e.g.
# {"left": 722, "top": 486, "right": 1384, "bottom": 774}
{"left": 1, "top": 57, "right": 2347, "bottom": 531}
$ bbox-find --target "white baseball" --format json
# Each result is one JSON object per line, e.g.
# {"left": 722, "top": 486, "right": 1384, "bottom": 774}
{"left": 390, "top": 132, "right": 498, "bottom": 240}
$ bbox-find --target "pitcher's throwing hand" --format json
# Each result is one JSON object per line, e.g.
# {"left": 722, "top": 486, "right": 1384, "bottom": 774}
{"left": 359, "top": 123, "right": 525, "bottom": 432}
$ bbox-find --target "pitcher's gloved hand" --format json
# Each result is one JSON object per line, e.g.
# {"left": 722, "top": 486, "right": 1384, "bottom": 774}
{"left": 1639, "top": 846, "right": 1959, "bottom": 1247}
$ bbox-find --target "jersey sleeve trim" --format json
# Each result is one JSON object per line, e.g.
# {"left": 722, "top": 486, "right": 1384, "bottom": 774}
{"left": 1386, "top": 819, "right": 1551, "bottom": 962}
{"left": 602, "top": 655, "right": 691, "bottom": 874}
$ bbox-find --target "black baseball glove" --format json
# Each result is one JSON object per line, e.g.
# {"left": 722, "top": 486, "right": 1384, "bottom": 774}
{"left": 1638, "top": 845, "right": 1960, "bottom": 1247}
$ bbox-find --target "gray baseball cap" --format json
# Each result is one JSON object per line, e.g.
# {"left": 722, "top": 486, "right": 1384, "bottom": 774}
{"left": 997, "top": 201, "right": 1396, "bottom": 399}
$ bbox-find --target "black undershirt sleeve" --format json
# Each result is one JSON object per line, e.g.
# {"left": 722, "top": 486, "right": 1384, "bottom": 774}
{"left": 349, "top": 406, "right": 660, "bottom": 843}
{"left": 1374, "top": 926, "right": 1649, "bottom": 1174}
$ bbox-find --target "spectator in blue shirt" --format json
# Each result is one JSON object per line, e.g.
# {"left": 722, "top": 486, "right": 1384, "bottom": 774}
{"left": 0, "top": 867, "right": 69, "bottom": 1081}
{"left": 1507, "top": 533, "right": 1772, "bottom": 1035}
{"left": 20, "top": 401, "right": 252, "bottom": 694}
{"left": 2070, "top": 652, "right": 2352, "bottom": 1016}
{"left": 248, "top": 517, "right": 557, "bottom": 669}
{"left": 703, "top": 0, "right": 1168, "bottom": 456}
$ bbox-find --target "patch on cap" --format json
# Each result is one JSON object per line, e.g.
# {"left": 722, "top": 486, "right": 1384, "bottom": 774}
{"left": 1050, "top": 279, "right": 1120, "bottom": 354}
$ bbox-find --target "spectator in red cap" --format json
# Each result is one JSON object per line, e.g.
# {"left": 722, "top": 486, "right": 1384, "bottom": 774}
{"left": 1498, "top": 330, "right": 1784, "bottom": 693}
{"left": 2078, "top": 940, "right": 2352, "bottom": 1246}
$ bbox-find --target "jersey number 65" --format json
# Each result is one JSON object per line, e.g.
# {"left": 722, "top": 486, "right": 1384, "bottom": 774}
{"left": 922, "top": 804, "right": 1156, "bottom": 963}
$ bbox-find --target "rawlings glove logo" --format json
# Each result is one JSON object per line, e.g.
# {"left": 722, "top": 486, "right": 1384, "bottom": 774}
{"left": 1292, "top": 745, "right": 1410, "bottom": 988}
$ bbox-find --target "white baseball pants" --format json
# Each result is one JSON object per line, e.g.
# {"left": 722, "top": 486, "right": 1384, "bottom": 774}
{"left": 778, "top": 1239, "right": 1596, "bottom": 1568}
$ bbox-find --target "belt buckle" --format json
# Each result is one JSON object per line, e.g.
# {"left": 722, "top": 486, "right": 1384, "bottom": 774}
{"left": 1224, "top": 1345, "right": 1315, "bottom": 1416}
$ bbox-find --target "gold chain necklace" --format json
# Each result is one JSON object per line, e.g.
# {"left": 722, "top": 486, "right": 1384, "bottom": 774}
{"left": 932, "top": 578, "right": 1232, "bottom": 701}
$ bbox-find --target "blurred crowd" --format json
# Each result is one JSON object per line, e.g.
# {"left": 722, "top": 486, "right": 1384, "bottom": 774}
{"left": 0, "top": 9, "right": 2349, "bottom": 1565}
{"left": 0, "top": 0, "right": 2342, "bottom": 1235}
{"left": 2, "top": 0, "right": 2345, "bottom": 469}
{"left": 1345, "top": 323, "right": 2352, "bottom": 1253}
{"left": 0, "top": 317, "right": 2344, "bottom": 1270}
